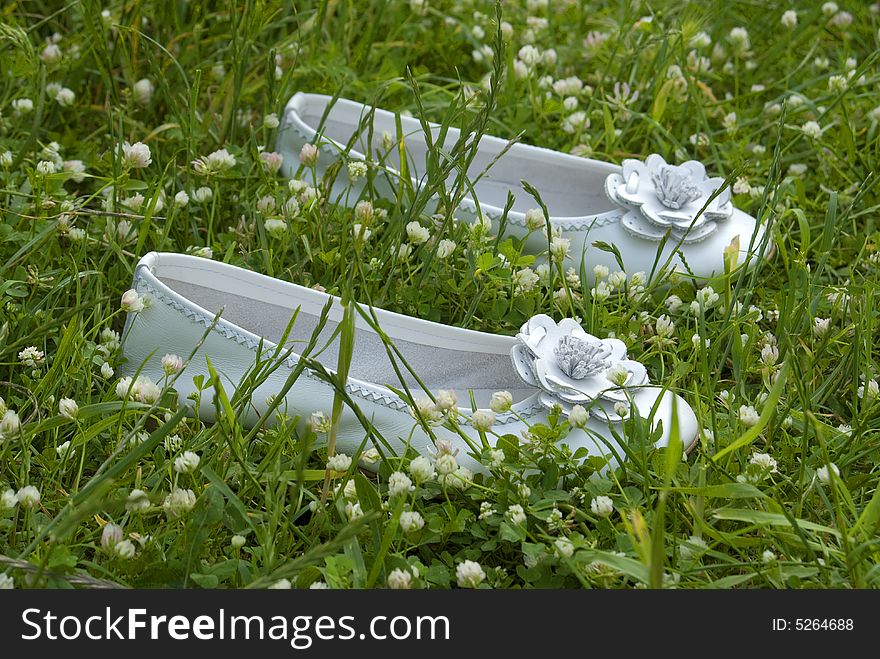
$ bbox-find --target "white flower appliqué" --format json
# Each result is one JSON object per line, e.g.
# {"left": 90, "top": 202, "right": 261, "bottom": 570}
{"left": 604, "top": 154, "right": 733, "bottom": 242}
{"left": 510, "top": 315, "right": 648, "bottom": 421}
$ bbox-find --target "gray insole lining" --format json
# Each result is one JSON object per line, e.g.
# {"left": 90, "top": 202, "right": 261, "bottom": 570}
{"left": 311, "top": 114, "right": 618, "bottom": 217}
{"left": 163, "top": 278, "right": 534, "bottom": 404}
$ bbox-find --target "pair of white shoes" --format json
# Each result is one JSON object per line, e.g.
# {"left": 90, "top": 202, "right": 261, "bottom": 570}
{"left": 121, "top": 93, "right": 774, "bottom": 471}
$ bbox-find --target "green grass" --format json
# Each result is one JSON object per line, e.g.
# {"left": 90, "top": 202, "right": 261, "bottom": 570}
{"left": 1, "top": 0, "right": 879, "bottom": 589}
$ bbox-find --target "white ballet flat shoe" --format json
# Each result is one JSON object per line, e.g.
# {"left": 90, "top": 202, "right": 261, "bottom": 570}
{"left": 120, "top": 252, "right": 698, "bottom": 473}
{"left": 277, "top": 92, "right": 771, "bottom": 280}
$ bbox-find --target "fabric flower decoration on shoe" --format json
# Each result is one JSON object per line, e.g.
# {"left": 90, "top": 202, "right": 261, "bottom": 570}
{"left": 604, "top": 154, "right": 733, "bottom": 243}
{"left": 510, "top": 314, "right": 649, "bottom": 421}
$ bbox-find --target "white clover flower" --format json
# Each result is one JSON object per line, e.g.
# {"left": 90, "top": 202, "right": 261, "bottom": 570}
{"left": 357, "top": 215, "right": 384, "bottom": 244}
{"left": 299, "top": 143, "right": 319, "bottom": 167}
{"left": 817, "top": 463, "right": 840, "bottom": 485}
{"left": 436, "top": 239, "right": 456, "bottom": 259}
{"left": 193, "top": 148, "right": 236, "bottom": 174}
{"left": 399, "top": 511, "right": 425, "bottom": 533}
{"left": 231, "top": 534, "right": 246, "bottom": 549}
{"left": 455, "top": 560, "right": 486, "bottom": 588}
{"left": 441, "top": 466, "right": 473, "bottom": 490}
{"left": 471, "top": 409, "right": 496, "bottom": 432}
{"left": 101, "top": 523, "right": 123, "bottom": 548}
{"left": 434, "top": 453, "right": 458, "bottom": 476}
{"left": 308, "top": 410, "right": 331, "bottom": 433}
{"left": 345, "top": 501, "right": 363, "bottom": 521}
{"left": 126, "top": 489, "right": 151, "bottom": 513}
{"left": 486, "top": 449, "right": 504, "bottom": 469}
{"left": 781, "top": 10, "right": 798, "bottom": 29}
{"left": 122, "top": 192, "right": 147, "bottom": 212}
{"left": 410, "top": 397, "right": 442, "bottom": 423}
{"left": 549, "top": 236, "right": 570, "bottom": 261}
{"left": 801, "top": 121, "right": 822, "bottom": 139}
{"left": 605, "top": 271, "right": 625, "bottom": 290}
{"left": 525, "top": 208, "right": 546, "bottom": 231}
{"left": 387, "top": 471, "right": 414, "bottom": 498}
{"left": 749, "top": 452, "right": 778, "bottom": 473}
{"left": 857, "top": 379, "right": 879, "bottom": 400}
{"left": 264, "top": 218, "right": 287, "bottom": 238}
{"left": 679, "top": 535, "right": 709, "bottom": 560}
{"left": 408, "top": 456, "right": 435, "bottom": 483}
{"left": 174, "top": 451, "right": 201, "bottom": 474}
{"left": 405, "top": 221, "right": 430, "bottom": 245}
{"left": 561, "top": 111, "right": 590, "bottom": 134}
{"left": 269, "top": 578, "right": 291, "bottom": 589}
{"left": 163, "top": 488, "right": 197, "bottom": 518}
{"left": 813, "top": 317, "right": 830, "bottom": 337}
{"left": 113, "top": 539, "right": 136, "bottom": 559}
{"left": 507, "top": 504, "right": 527, "bottom": 525}
{"left": 161, "top": 353, "right": 183, "bottom": 375}
{"left": 605, "top": 364, "right": 629, "bottom": 386}
{"left": 58, "top": 397, "right": 78, "bottom": 420}
{"left": 387, "top": 568, "right": 413, "bottom": 589}
{"left": 120, "top": 141, "right": 152, "bottom": 168}
{"left": 554, "top": 537, "right": 575, "bottom": 558}
{"left": 40, "top": 42, "right": 62, "bottom": 63}
{"left": 590, "top": 495, "right": 614, "bottom": 517}
{"left": 728, "top": 26, "right": 750, "bottom": 53}
{"left": 692, "top": 334, "right": 710, "bottom": 349}
{"left": 12, "top": 98, "right": 34, "bottom": 115}
{"left": 512, "top": 268, "right": 540, "bottom": 295}
{"left": 256, "top": 195, "right": 276, "bottom": 214}
{"left": 589, "top": 265, "right": 608, "bottom": 283}
{"left": 830, "top": 11, "right": 852, "bottom": 28}
{"left": 591, "top": 281, "right": 611, "bottom": 300}
{"left": 353, "top": 200, "right": 374, "bottom": 223}
{"left": 565, "top": 404, "right": 588, "bottom": 429}
{"left": 259, "top": 151, "right": 284, "bottom": 173}
{"left": 479, "top": 501, "right": 495, "bottom": 520}
{"left": 35, "top": 160, "right": 56, "bottom": 175}
{"left": 517, "top": 44, "right": 541, "bottom": 66}
{"left": 434, "top": 389, "right": 457, "bottom": 412}
{"left": 263, "top": 112, "right": 280, "bottom": 129}
{"left": 347, "top": 160, "right": 367, "bottom": 180}
{"left": 171, "top": 190, "right": 190, "bottom": 209}
{"left": 120, "top": 289, "right": 144, "bottom": 313}
{"left": 338, "top": 479, "right": 357, "bottom": 502}
{"left": 16, "top": 485, "right": 41, "bottom": 509}
{"left": 828, "top": 74, "right": 847, "bottom": 93}
{"left": 18, "top": 346, "right": 45, "bottom": 367}
{"left": 0, "top": 151, "right": 12, "bottom": 167}
{"left": 489, "top": 390, "right": 513, "bottom": 413}
{"left": 0, "top": 573, "right": 12, "bottom": 589}
{"left": 55, "top": 87, "right": 75, "bottom": 106}
{"left": 761, "top": 549, "right": 777, "bottom": 563}
{"left": 0, "top": 410, "right": 21, "bottom": 441}
{"left": 553, "top": 76, "right": 584, "bottom": 97}
{"left": 690, "top": 31, "right": 711, "bottom": 48}
{"left": 760, "top": 344, "right": 779, "bottom": 366}
{"left": 1, "top": 489, "right": 17, "bottom": 509}
{"left": 114, "top": 374, "right": 160, "bottom": 405}
{"left": 132, "top": 78, "right": 154, "bottom": 106}
{"left": 655, "top": 314, "right": 675, "bottom": 338}
{"left": 192, "top": 186, "right": 213, "bottom": 203}
{"left": 739, "top": 405, "right": 760, "bottom": 427}
{"left": 822, "top": 2, "right": 838, "bottom": 15}
{"left": 59, "top": 160, "right": 86, "bottom": 184}
{"left": 327, "top": 453, "right": 352, "bottom": 472}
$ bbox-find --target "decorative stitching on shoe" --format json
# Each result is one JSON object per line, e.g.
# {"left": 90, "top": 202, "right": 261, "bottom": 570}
{"left": 132, "top": 276, "right": 544, "bottom": 425}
